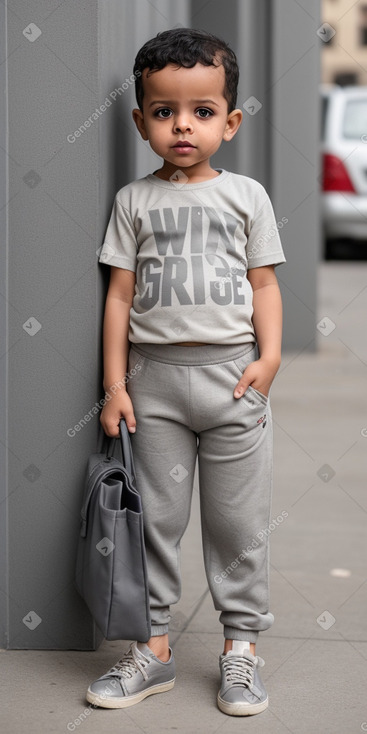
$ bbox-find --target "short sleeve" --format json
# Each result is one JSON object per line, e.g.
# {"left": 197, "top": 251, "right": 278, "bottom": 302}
{"left": 246, "top": 187, "right": 287, "bottom": 269}
{"left": 98, "top": 197, "right": 137, "bottom": 271}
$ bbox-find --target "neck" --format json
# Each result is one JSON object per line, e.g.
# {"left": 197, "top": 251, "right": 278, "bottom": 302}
{"left": 153, "top": 161, "right": 220, "bottom": 183}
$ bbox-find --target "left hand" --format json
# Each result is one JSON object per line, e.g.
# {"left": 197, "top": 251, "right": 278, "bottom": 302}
{"left": 233, "top": 357, "right": 280, "bottom": 399}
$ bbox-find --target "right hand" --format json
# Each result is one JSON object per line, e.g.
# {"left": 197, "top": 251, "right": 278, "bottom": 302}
{"left": 100, "top": 390, "right": 136, "bottom": 437}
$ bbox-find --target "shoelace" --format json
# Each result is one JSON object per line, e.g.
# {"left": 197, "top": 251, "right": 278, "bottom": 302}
{"left": 222, "top": 654, "right": 264, "bottom": 692}
{"left": 107, "top": 643, "right": 150, "bottom": 682}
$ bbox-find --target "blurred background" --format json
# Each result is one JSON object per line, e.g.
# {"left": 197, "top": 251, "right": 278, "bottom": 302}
{"left": 1, "top": 2, "right": 367, "bottom": 732}
{"left": 321, "top": 0, "right": 367, "bottom": 259}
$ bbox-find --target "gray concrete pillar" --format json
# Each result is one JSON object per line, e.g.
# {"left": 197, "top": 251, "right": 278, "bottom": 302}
{"left": 0, "top": 0, "right": 189, "bottom": 650}
{"left": 270, "top": 0, "right": 321, "bottom": 351}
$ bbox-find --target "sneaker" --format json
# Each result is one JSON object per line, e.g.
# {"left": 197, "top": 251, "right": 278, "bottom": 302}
{"left": 86, "top": 641, "right": 175, "bottom": 709}
{"left": 217, "top": 645, "right": 268, "bottom": 716}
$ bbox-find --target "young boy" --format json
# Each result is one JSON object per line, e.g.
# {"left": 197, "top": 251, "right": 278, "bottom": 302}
{"left": 87, "top": 27, "right": 286, "bottom": 716}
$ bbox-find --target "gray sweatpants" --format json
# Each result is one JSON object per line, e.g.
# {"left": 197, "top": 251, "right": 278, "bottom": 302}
{"left": 127, "top": 341, "right": 275, "bottom": 643}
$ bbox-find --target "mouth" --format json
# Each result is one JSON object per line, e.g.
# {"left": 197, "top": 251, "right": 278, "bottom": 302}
{"left": 172, "top": 141, "right": 196, "bottom": 152}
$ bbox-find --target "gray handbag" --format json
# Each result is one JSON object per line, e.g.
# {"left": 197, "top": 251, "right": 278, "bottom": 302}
{"left": 75, "top": 418, "right": 151, "bottom": 641}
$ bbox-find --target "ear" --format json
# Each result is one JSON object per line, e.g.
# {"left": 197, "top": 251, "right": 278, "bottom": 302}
{"left": 132, "top": 108, "right": 149, "bottom": 141}
{"left": 223, "top": 108, "right": 243, "bottom": 142}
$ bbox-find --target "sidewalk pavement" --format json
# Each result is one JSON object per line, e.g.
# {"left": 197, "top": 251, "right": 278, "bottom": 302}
{"left": 2, "top": 261, "right": 367, "bottom": 734}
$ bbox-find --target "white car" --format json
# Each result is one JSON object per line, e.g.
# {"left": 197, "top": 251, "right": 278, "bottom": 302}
{"left": 321, "top": 84, "right": 367, "bottom": 253}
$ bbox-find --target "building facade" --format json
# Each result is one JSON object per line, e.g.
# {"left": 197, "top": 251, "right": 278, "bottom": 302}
{"left": 322, "top": 0, "right": 367, "bottom": 85}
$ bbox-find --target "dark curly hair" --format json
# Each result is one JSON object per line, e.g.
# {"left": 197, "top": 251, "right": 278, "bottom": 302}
{"left": 133, "top": 27, "right": 239, "bottom": 113}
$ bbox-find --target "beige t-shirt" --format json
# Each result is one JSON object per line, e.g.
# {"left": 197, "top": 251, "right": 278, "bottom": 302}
{"left": 98, "top": 168, "right": 286, "bottom": 344}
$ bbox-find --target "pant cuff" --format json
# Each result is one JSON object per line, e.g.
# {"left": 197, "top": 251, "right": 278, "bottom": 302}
{"left": 223, "top": 626, "right": 259, "bottom": 643}
{"left": 150, "top": 623, "right": 169, "bottom": 636}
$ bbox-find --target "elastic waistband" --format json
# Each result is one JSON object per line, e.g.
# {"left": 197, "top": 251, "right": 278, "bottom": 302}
{"left": 130, "top": 341, "right": 257, "bottom": 366}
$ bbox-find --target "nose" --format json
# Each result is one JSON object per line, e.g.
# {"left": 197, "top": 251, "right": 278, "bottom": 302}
{"left": 173, "top": 114, "right": 193, "bottom": 134}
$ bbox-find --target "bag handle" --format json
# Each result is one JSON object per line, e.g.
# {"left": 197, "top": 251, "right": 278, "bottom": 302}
{"left": 106, "top": 418, "right": 136, "bottom": 481}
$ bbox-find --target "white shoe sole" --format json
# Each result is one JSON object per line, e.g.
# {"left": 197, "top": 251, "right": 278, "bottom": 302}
{"left": 217, "top": 693, "right": 268, "bottom": 716}
{"left": 86, "top": 678, "right": 175, "bottom": 709}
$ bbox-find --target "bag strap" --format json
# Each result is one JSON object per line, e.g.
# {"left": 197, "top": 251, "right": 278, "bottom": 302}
{"left": 106, "top": 418, "right": 136, "bottom": 481}
{"left": 97, "top": 421, "right": 109, "bottom": 454}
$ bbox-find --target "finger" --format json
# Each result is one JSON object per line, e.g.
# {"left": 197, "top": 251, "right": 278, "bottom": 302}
{"left": 100, "top": 419, "right": 120, "bottom": 438}
{"left": 114, "top": 405, "right": 137, "bottom": 434}
{"left": 123, "top": 408, "right": 137, "bottom": 433}
{"left": 234, "top": 379, "right": 250, "bottom": 399}
{"left": 100, "top": 411, "right": 136, "bottom": 437}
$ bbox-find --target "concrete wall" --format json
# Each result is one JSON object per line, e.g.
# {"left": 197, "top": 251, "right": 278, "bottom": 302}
{"left": 0, "top": 0, "right": 320, "bottom": 649}
{"left": 3, "top": 0, "right": 102, "bottom": 651}
{"left": 0, "top": 0, "right": 8, "bottom": 650}
{"left": 0, "top": 0, "right": 189, "bottom": 651}
{"left": 271, "top": 0, "right": 321, "bottom": 351}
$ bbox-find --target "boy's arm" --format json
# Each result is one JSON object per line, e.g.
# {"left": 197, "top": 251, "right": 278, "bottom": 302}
{"left": 233, "top": 265, "right": 283, "bottom": 399}
{"left": 100, "top": 267, "right": 137, "bottom": 435}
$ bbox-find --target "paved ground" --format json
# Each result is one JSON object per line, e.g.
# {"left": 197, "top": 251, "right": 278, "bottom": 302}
{"left": 2, "top": 261, "right": 367, "bottom": 734}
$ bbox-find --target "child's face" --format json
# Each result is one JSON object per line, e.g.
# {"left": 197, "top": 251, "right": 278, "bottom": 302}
{"left": 132, "top": 62, "right": 242, "bottom": 173}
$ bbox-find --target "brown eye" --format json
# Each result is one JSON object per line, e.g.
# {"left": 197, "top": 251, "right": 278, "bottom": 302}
{"left": 155, "top": 108, "right": 172, "bottom": 118}
{"left": 196, "top": 108, "right": 213, "bottom": 118}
